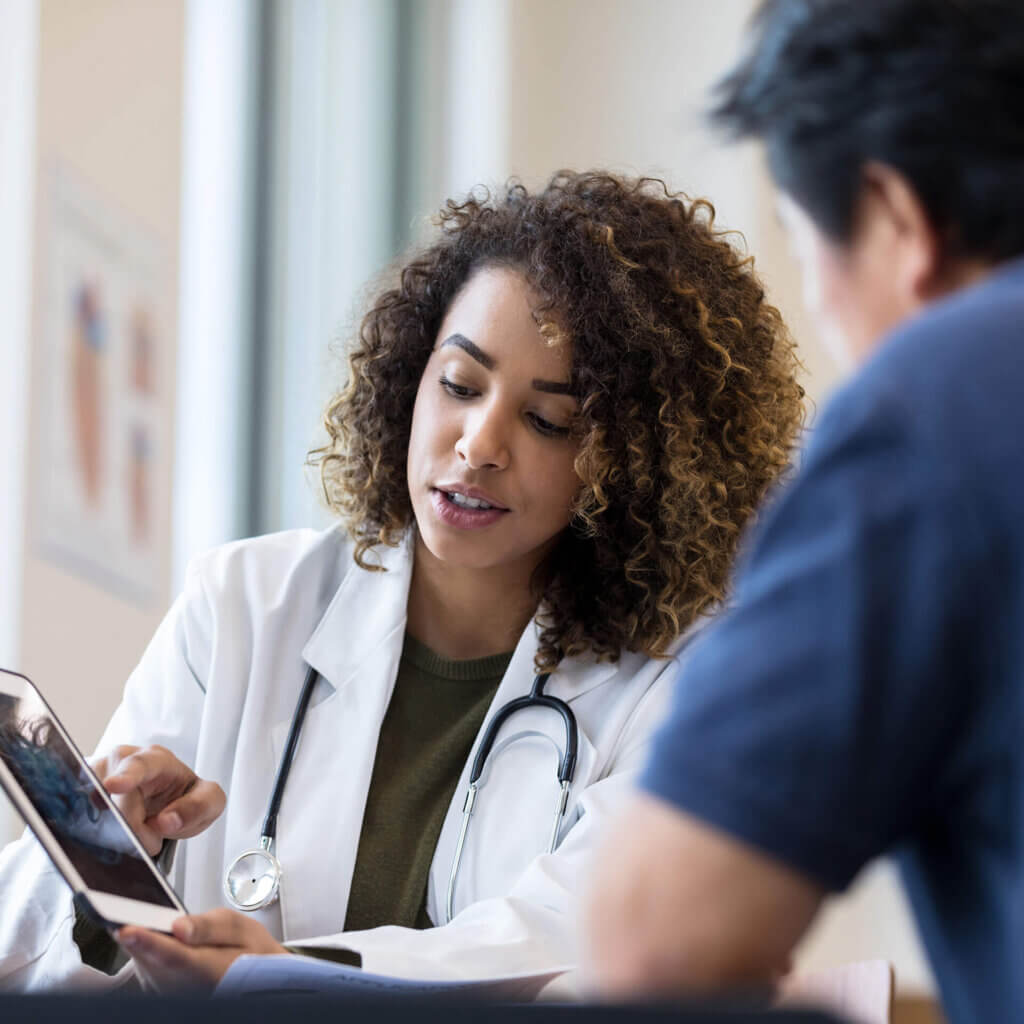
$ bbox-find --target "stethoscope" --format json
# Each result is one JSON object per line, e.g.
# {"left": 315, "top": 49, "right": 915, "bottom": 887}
{"left": 224, "top": 663, "right": 579, "bottom": 921}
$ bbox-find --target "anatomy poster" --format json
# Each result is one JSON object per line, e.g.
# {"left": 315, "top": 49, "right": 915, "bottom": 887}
{"left": 33, "top": 170, "right": 166, "bottom": 602}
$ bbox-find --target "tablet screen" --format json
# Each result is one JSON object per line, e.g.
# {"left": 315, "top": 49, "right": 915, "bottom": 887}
{"left": 0, "top": 691, "right": 176, "bottom": 907}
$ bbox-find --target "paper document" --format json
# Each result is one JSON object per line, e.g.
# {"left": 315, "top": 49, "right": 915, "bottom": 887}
{"left": 217, "top": 954, "right": 567, "bottom": 1001}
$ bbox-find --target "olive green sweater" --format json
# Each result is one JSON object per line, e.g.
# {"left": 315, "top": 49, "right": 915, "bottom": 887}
{"left": 343, "top": 632, "right": 510, "bottom": 931}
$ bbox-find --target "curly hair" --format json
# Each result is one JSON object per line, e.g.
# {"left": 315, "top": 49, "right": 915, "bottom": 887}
{"left": 311, "top": 170, "right": 805, "bottom": 671}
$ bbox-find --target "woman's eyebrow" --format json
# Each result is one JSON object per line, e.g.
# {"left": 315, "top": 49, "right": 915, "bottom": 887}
{"left": 440, "top": 333, "right": 495, "bottom": 370}
{"left": 440, "top": 331, "right": 573, "bottom": 395}
{"left": 532, "top": 379, "right": 574, "bottom": 395}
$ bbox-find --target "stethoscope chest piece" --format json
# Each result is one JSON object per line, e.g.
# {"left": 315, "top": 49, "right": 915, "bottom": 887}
{"left": 224, "top": 837, "right": 282, "bottom": 911}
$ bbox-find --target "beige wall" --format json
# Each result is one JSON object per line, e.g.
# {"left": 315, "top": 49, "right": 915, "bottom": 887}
{"left": 17, "top": 0, "right": 184, "bottom": 756}
{"left": 502, "top": 0, "right": 840, "bottom": 408}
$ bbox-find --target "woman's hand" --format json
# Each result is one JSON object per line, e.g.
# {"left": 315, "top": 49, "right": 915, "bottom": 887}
{"left": 117, "top": 910, "right": 288, "bottom": 991}
{"left": 91, "top": 745, "right": 226, "bottom": 855}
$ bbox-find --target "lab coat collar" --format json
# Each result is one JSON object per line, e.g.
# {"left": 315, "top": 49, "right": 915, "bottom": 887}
{"left": 503, "top": 618, "right": 620, "bottom": 704}
{"left": 299, "top": 532, "right": 415, "bottom": 697}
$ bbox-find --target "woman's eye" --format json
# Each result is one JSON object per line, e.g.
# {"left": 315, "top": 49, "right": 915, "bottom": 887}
{"left": 439, "top": 376, "right": 475, "bottom": 399}
{"left": 528, "top": 412, "right": 570, "bottom": 438}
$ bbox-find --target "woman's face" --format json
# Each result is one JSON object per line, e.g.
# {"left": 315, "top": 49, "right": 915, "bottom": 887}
{"left": 407, "top": 265, "right": 581, "bottom": 577}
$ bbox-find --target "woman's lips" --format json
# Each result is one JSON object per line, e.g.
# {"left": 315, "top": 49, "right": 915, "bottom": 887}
{"left": 429, "top": 488, "right": 509, "bottom": 529}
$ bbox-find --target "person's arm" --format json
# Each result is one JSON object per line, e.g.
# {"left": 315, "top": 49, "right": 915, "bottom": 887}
{"left": 583, "top": 793, "right": 823, "bottom": 998}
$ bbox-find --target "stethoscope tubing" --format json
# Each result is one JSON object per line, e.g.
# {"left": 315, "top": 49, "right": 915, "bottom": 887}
{"left": 466, "top": 673, "right": 577, "bottom": 785}
{"left": 444, "top": 672, "right": 577, "bottom": 924}
{"left": 261, "top": 663, "right": 319, "bottom": 844}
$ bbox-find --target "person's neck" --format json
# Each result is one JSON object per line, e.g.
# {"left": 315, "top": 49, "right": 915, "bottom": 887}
{"left": 927, "top": 255, "right": 994, "bottom": 302}
{"left": 859, "top": 256, "right": 997, "bottom": 366}
{"left": 406, "top": 535, "right": 540, "bottom": 661}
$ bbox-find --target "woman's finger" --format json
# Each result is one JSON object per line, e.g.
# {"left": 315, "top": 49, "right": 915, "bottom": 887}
{"left": 91, "top": 745, "right": 139, "bottom": 789}
{"left": 151, "top": 780, "right": 226, "bottom": 838}
{"left": 104, "top": 746, "right": 193, "bottom": 798}
{"left": 117, "top": 927, "right": 219, "bottom": 991}
{"left": 109, "top": 789, "right": 163, "bottom": 855}
{"left": 119, "top": 926, "right": 188, "bottom": 965}
{"left": 173, "top": 907, "right": 251, "bottom": 948}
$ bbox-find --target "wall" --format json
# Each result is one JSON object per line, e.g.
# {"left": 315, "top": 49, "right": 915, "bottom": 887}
{"left": 501, "top": 0, "right": 839, "bottom": 404}
{"left": 1, "top": 0, "right": 185, "bottom": 845}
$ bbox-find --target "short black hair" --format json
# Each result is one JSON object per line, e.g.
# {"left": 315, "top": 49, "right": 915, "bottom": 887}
{"left": 712, "top": 0, "right": 1024, "bottom": 263}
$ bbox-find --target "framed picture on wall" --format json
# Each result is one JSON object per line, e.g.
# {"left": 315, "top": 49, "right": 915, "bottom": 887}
{"left": 32, "top": 167, "right": 168, "bottom": 604}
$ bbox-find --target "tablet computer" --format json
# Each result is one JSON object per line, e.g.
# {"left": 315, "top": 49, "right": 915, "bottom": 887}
{"left": 0, "top": 667, "right": 186, "bottom": 932}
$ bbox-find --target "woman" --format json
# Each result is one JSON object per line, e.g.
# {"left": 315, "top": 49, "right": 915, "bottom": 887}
{"left": 0, "top": 171, "right": 803, "bottom": 993}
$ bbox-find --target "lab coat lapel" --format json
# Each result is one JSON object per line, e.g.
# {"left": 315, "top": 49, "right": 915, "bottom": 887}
{"left": 300, "top": 535, "right": 414, "bottom": 694}
{"left": 269, "top": 536, "right": 414, "bottom": 942}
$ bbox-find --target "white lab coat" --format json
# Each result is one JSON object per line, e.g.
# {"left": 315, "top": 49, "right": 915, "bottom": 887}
{"left": 0, "top": 526, "right": 689, "bottom": 993}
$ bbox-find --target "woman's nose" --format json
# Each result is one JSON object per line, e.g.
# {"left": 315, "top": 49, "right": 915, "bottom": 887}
{"left": 454, "top": 407, "right": 511, "bottom": 471}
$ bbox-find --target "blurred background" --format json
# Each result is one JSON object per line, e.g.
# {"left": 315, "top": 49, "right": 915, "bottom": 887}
{"left": 0, "top": 0, "right": 933, "bottom": 1005}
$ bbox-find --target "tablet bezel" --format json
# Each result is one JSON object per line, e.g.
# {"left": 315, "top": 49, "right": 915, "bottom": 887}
{"left": 0, "top": 667, "right": 186, "bottom": 932}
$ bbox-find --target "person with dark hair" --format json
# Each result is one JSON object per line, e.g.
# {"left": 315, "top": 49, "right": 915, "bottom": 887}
{"left": 584, "top": 3, "right": 1024, "bottom": 1021}
{"left": 0, "top": 170, "right": 803, "bottom": 992}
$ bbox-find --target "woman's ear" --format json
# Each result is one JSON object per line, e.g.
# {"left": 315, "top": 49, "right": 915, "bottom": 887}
{"left": 859, "top": 161, "right": 943, "bottom": 303}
